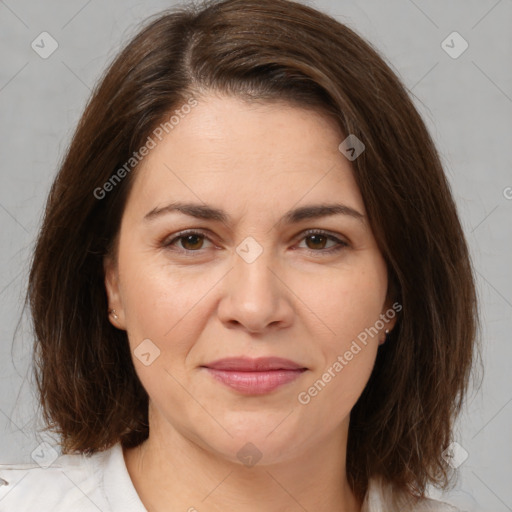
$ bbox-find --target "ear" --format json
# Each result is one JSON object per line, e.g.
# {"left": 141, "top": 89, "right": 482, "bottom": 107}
{"left": 377, "top": 300, "right": 399, "bottom": 346}
{"left": 103, "top": 254, "right": 126, "bottom": 330}
{"left": 378, "top": 278, "right": 401, "bottom": 345}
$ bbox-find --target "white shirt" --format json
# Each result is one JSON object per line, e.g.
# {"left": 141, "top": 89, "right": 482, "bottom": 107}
{"left": 0, "top": 443, "right": 461, "bottom": 511}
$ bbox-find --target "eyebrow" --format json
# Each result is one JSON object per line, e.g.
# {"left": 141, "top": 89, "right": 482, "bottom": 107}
{"left": 143, "top": 201, "right": 365, "bottom": 225}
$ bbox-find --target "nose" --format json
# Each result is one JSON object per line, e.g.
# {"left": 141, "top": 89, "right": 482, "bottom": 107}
{"left": 217, "top": 246, "right": 294, "bottom": 334}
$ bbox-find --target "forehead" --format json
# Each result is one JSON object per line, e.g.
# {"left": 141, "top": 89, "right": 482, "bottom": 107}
{"left": 126, "top": 94, "right": 365, "bottom": 217}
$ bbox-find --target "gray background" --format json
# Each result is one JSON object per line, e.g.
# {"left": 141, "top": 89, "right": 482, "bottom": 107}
{"left": 0, "top": 1, "right": 511, "bottom": 510}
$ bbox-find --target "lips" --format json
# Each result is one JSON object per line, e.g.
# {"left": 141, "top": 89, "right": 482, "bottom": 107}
{"left": 201, "top": 357, "right": 308, "bottom": 395}
{"left": 202, "top": 356, "right": 307, "bottom": 372}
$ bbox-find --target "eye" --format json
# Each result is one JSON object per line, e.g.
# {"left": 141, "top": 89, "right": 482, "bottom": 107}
{"left": 296, "top": 229, "right": 348, "bottom": 255}
{"left": 161, "top": 229, "right": 348, "bottom": 256}
{"left": 162, "top": 230, "right": 214, "bottom": 252}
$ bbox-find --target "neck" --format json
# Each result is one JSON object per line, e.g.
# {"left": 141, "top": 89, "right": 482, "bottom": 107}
{"left": 124, "top": 415, "right": 361, "bottom": 512}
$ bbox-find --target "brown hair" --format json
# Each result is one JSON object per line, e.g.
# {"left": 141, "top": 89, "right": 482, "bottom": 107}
{"left": 27, "top": 0, "right": 480, "bottom": 502}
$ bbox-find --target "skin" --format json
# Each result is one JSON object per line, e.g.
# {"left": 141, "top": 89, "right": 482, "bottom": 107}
{"left": 104, "top": 93, "right": 397, "bottom": 512}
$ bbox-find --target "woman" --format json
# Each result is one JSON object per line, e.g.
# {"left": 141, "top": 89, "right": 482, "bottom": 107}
{"left": 0, "top": 0, "right": 479, "bottom": 510}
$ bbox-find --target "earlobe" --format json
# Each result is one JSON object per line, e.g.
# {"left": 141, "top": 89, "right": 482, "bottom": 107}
{"left": 379, "top": 299, "right": 400, "bottom": 345}
{"left": 103, "top": 255, "right": 126, "bottom": 329}
{"left": 379, "top": 329, "right": 390, "bottom": 346}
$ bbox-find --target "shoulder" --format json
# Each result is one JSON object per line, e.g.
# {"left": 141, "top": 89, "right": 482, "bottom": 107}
{"left": 362, "top": 475, "right": 464, "bottom": 512}
{"left": 0, "top": 443, "right": 145, "bottom": 512}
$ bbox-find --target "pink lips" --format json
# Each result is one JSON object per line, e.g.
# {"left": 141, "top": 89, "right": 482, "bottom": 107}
{"left": 201, "top": 357, "right": 308, "bottom": 395}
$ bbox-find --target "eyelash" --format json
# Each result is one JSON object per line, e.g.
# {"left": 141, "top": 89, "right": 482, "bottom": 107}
{"left": 161, "top": 229, "right": 348, "bottom": 256}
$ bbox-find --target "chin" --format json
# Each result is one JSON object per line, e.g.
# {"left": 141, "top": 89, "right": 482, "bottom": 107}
{"left": 202, "top": 425, "right": 305, "bottom": 467}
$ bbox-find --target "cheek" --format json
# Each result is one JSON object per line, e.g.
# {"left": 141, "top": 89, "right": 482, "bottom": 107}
{"left": 299, "top": 256, "right": 388, "bottom": 345}
{"left": 117, "top": 257, "right": 216, "bottom": 409}
{"left": 118, "top": 249, "right": 221, "bottom": 355}
{"left": 294, "top": 256, "right": 386, "bottom": 404}
{"left": 294, "top": 266, "right": 385, "bottom": 417}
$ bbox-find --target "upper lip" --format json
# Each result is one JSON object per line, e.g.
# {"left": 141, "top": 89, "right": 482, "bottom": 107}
{"left": 202, "top": 357, "right": 307, "bottom": 371}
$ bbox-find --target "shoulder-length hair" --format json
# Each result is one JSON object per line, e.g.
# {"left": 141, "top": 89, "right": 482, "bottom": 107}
{"left": 27, "top": 0, "right": 480, "bottom": 502}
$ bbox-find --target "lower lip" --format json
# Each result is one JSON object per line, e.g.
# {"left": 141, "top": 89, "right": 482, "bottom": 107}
{"left": 203, "top": 368, "right": 306, "bottom": 395}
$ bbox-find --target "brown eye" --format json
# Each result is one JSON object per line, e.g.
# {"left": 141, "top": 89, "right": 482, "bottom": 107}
{"left": 178, "top": 234, "right": 205, "bottom": 250}
{"left": 163, "top": 231, "right": 214, "bottom": 252}
{"left": 297, "top": 230, "right": 348, "bottom": 254}
{"left": 305, "top": 234, "right": 328, "bottom": 250}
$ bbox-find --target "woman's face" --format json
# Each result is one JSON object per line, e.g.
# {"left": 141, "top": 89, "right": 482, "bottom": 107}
{"left": 105, "top": 94, "right": 396, "bottom": 465}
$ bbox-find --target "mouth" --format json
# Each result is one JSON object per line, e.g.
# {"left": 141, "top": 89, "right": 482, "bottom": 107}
{"left": 200, "top": 357, "right": 308, "bottom": 395}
